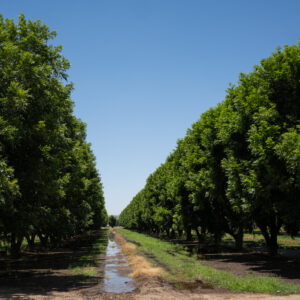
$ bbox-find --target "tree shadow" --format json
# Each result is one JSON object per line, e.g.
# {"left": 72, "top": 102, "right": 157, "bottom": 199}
{"left": 202, "top": 251, "right": 300, "bottom": 283}
{"left": 177, "top": 237, "right": 300, "bottom": 284}
{"left": 0, "top": 230, "right": 108, "bottom": 298}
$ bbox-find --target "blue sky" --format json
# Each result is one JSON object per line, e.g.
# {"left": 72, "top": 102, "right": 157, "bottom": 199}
{"left": 1, "top": 1, "right": 300, "bottom": 215}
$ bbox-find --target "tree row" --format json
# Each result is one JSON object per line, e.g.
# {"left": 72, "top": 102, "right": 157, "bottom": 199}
{"left": 0, "top": 15, "right": 107, "bottom": 256}
{"left": 119, "top": 42, "right": 300, "bottom": 255}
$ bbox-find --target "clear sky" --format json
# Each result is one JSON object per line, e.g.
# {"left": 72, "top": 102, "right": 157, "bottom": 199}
{"left": 1, "top": 1, "right": 300, "bottom": 215}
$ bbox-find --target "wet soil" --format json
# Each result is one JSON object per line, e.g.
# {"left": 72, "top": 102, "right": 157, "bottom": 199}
{"left": 1, "top": 230, "right": 300, "bottom": 299}
{"left": 100, "top": 233, "right": 135, "bottom": 293}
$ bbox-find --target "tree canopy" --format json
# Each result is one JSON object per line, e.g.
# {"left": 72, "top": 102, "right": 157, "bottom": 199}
{"left": 0, "top": 14, "right": 107, "bottom": 256}
{"left": 119, "top": 41, "right": 300, "bottom": 255}
{"left": 108, "top": 215, "right": 117, "bottom": 227}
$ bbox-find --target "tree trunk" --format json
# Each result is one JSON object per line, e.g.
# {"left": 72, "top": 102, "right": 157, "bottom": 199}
{"left": 156, "top": 227, "right": 160, "bottom": 236}
{"left": 25, "top": 234, "right": 36, "bottom": 250}
{"left": 170, "top": 229, "right": 175, "bottom": 238}
{"left": 233, "top": 227, "right": 244, "bottom": 250}
{"left": 50, "top": 235, "right": 60, "bottom": 248}
{"left": 268, "top": 231, "right": 278, "bottom": 256}
{"left": 259, "top": 224, "right": 279, "bottom": 255}
{"left": 177, "top": 229, "right": 183, "bottom": 238}
{"left": 214, "top": 231, "right": 222, "bottom": 249}
{"left": 195, "top": 227, "right": 202, "bottom": 243}
{"left": 200, "top": 226, "right": 207, "bottom": 241}
{"left": 10, "top": 233, "right": 23, "bottom": 258}
{"left": 185, "top": 226, "right": 192, "bottom": 241}
{"left": 38, "top": 233, "right": 49, "bottom": 247}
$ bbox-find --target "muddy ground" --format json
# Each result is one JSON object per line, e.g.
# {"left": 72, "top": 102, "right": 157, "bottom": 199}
{"left": 0, "top": 230, "right": 300, "bottom": 299}
{"left": 1, "top": 273, "right": 300, "bottom": 300}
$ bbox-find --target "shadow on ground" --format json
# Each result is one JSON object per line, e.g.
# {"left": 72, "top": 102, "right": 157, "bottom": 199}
{"left": 201, "top": 251, "right": 300, "bottom": 284}
{"left": 0, "top": 230, "right": 108, "bottom": 298}
{"left": 158, "top": 235, "right": 300, "bottom": 285}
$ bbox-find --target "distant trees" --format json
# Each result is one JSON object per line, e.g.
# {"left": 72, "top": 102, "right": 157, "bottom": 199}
{"left": 0, "top": 15, "right": 107, "bottom": 256}
{"left": 108, "top": 215, "right": 117, "bottom": 227}
{"left": 119, "top": 42, "right": 300, "bottom": 255}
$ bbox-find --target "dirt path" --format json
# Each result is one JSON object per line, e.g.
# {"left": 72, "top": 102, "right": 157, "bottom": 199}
{"left": 0, "top": 231, "right": 300, "bottom": 300}
{"left": 1, "top": 275, "right": 300, "bottom": 300}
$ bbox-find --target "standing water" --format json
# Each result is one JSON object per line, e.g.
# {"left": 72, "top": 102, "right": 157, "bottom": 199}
{"left": 101, "top": 232, "right": 135, "bottom": 293}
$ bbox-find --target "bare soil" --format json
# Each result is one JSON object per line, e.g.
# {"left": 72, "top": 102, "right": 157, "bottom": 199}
{"left": 201, "top": 250, "right": 300, "bottom": 285}
{"left": 0, "top": 231, "right": 300, "bottom": 299}
{"left": 175, "top": 238, "right": 300, "bottom": 285}
{"left": 0, "top": 231, "right": 105, "bottom": 299}
{"left": 2, "top": 274, "right": 300, "bottom": 300}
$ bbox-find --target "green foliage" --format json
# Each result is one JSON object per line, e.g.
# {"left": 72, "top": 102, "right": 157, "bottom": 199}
{"left": 119, "top": 41, "right": 300, "bottom": 254}
{"left": 108, "top": 215, "right": 117, "bottom": 227}
{"left": 69, "top": 229, "right": 108, "bottom": 277}
{"left": 0, "top": 14, "right": 107, "bottom": 256}
{"left": 119, "top": 229, "right": 300, "bottom": 294}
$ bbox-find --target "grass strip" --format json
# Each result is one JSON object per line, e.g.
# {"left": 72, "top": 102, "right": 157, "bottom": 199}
{"left": 118, "top": 228, "right": 300, "bottom": 295}
{"left": 223, "top": 233, "right": 300, "bottom": 248}
{"left": 69, "top": 229, "right": 108, "bottom": 277}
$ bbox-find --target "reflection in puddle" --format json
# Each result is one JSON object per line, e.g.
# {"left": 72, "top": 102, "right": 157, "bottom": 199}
{"left": 101, "top": 235, "right": 135, "bottom": 293}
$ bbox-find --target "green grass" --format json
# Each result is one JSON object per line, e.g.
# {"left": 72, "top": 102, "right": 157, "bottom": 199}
{"left": 118, "top": 228, "right": 300, "bottom": 295}
{"left": 69, "top": 229, "right": 108, "bottom": 277}
{"left": 70, "top": 265, "right": 98, "bottom": 277}
{"left": 0, "top": 236, "right": 41, "bottom": 253}
{"left": 223, "top": 233, "right": 300, "bottom": 248}
{"left": 0, "top": 242, "right": 7, "bottom": 252}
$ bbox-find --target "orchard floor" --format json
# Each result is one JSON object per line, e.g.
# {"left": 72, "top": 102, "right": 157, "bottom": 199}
{"left": 173, "top": 238, "right": 300, "bottom": 285}
{"left": 0, "top": 231, "right": 106, "bottom": 299}
{"left": 0, "top": 231, "right": 300, "bottom": 299}
{"left": 1, "top": 273, "right": 300, "bottom": 300}
{"left": 201, "top": 250, "right": 300, "bottom": 285}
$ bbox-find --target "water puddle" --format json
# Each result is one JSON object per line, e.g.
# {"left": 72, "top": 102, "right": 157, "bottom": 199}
{"left": 101, "top": 233, "right": 135, "bottom": 293}
{"left": 174, "top": 279, "right": 214, "bottom": 290}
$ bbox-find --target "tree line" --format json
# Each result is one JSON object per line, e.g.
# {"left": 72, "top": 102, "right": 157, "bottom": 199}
{"left": 119, "top": 41, "right": 300, "bottom": 255}
{"left": 0, "top": 15, "right": 107, "bottom": 256}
